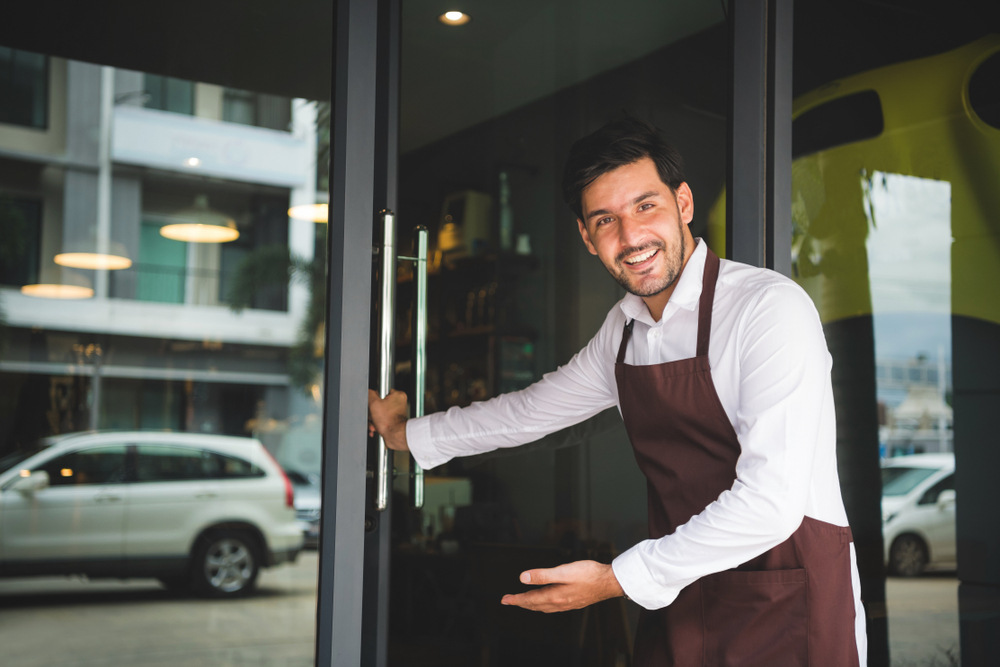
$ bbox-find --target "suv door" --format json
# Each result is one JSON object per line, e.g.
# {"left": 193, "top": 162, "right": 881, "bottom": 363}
{"left": 1, "top": 445, "right": 129, "bottom": 572}
{"left": 125, "top": 443, "right": 227, "bottom": 563}
{"left": 917, "top": 473, "right": 957, "bottom": 563}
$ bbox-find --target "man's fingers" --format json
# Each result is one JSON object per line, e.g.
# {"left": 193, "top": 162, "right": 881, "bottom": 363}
{"left": 520, "top": 567, "right": 552, "bottom": 585}
{"left": 501, "top": 587, "right": 565, "bottom": 613}
{"left": 520, "top": 561, "right": 589, "bottom": 586}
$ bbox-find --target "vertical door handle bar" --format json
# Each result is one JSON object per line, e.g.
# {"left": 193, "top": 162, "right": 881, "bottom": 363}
{"left": 375, "top": 210, "right": 396, "bottom": 512}
{"left": 411, "top": 226, "right": 427, "bottom": 509}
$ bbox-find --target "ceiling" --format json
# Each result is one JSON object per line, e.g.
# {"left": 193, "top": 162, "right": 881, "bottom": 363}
{"left": 0, "top": 0, "right": 723, "bottom": 151}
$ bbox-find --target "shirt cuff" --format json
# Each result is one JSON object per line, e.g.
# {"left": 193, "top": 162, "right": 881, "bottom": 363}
{"left": 405, "top": 416, "right": 450, "bottom": 470}
{"left": 612, "top": 543, "right": 680, "bottom": 611}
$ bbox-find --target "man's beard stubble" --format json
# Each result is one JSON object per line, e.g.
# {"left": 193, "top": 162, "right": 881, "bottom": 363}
{"left": 610, "top": 220, "right": 687, "bottom": 298}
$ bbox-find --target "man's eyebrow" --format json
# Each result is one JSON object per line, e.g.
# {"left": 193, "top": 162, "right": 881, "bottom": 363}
{"left": 584, "top": 191, "right": 660, "bottom": 221}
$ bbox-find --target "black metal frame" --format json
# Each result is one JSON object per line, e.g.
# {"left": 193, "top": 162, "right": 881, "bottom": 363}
{"left": 727, "top": 0, "right": 793, "bottom": 274}
{"left": 315, "top": 0, "right": 380, "bottom": 664}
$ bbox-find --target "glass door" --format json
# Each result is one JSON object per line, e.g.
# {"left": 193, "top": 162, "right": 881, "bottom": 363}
{"left": 376, "top": 3, "right": 731, "bottom": 665}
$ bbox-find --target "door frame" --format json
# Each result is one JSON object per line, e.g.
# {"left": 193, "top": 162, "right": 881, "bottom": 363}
{"left": 314, "top": 0, "right": 383, "bottom": 665}
{"left": 315, "top": 1, "right": 825, "bottom": 666}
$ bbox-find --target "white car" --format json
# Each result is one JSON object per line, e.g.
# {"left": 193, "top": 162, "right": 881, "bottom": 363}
{"left": 881, "top": 453, "right": 956, "bottom": 577}
{"left": 285, "top": 470, "right": 321, "bottom": 548}
{"left": 0, "top": 431, "right": 304, "bottom": 597}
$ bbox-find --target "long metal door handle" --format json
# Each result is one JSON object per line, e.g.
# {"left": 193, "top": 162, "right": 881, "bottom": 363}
{"left": 375, "top": 210, "right": 397, "bottom": 512}
{"left": 411, "top": 226, "right": 427, "bottom": 509}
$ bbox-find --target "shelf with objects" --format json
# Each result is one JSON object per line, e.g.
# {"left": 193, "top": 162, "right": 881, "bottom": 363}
{"left": 394, "top": 213, "right": 540, "bottom": 416}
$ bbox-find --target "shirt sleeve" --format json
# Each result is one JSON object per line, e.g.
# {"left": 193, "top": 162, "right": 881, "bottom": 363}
{"left": 612, "top": 281, "right": 836, "bottom": 610}
{"left": 407, "top": 308, "right": 624, "bottom": 470}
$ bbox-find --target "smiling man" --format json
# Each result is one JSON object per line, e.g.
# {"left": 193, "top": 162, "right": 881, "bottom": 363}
{"left": 369, "top": 117, "right": 867, "bottom": 666}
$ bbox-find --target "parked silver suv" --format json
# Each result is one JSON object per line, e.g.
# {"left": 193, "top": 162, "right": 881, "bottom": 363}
{"left": 0, "top": 431, "right": 304, "bottom": 597}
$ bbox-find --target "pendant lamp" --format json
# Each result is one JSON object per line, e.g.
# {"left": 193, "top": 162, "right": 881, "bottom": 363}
{"left": 288, "top": 203, "right": 328, "bottom": 223}
{"left": 54, "top": 237, "right": 133, "bottom": 270}
{"left": 160, "top": 195, "right": 240, "bottom": 243}
{"left": 21, "top": 264, "right": 94, "bottom": 299}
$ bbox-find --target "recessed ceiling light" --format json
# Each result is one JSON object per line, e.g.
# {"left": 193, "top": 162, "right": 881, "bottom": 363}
{"left": 439, "top": 11, "right": 470, "bottom": 26}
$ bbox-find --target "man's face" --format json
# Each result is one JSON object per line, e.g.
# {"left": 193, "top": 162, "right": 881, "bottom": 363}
{"left": 576, "top": 157, "right": 695, "bottom": 319}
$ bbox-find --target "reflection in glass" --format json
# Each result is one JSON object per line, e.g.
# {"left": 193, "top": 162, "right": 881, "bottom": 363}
{"left": 787, "top": 25, "right": 1000, "bottom": 665}
{"left": 864, "top": 172, "right": 952, "bottom": 457}
{"left": 0, "top": 37, "right": 325, "bottom": 663}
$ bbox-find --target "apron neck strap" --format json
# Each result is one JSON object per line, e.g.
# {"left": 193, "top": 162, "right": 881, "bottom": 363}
{"left": 697, "top": 247, "right": 720, "bottom": 358}
{"left": 617, "top": 319, "right": 635, "bottom": 364}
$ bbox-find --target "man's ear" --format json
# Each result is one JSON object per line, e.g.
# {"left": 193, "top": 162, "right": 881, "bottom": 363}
{"left": 676, "top": 182, "right": 695, "bottom": 225}
{"left": 577, "top": 219, "right": 598, "bottom": 255}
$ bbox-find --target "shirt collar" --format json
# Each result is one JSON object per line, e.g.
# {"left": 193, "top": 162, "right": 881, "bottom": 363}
{"left": 619, "top": 238, "right": 707, "bottom": 326}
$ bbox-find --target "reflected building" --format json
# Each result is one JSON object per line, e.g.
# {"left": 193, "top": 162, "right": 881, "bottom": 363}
{"left": 0, "top": 52, "right": 324, "bottom": 475}
{"left": 878, "top": 356, "right": 954, "bottom": 456}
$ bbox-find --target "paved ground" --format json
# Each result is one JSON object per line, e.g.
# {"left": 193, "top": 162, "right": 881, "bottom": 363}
{"left": 886, "top": 573, "right": 960, "bottom": 666}
{"left": 0, "top": 552, "right": 320, "bottom": 666}
{"left": 0, "top": 555, "right": 960, "bottom": 666}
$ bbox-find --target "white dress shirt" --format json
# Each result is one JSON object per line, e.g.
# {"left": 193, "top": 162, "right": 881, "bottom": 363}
{"left": 406, "top": 240, "right": 867, "bottom": 662}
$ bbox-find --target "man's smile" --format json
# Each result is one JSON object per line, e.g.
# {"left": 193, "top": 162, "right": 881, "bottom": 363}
{"left": 619, "top": 244, "right": 662, "bottom": 267}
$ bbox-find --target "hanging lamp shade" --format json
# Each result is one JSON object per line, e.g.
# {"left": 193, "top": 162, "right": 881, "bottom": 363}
{"left": 160, "top": 195, "right": 240, "bottom": 243}
{"left": 54, "top": 237, "right": 132, "bottom": 270}
{"left": 288, "top": 203, "right": 328, "bottom": 223}
{"left": 21, "top": 264, "right": 94, "bottom": 299}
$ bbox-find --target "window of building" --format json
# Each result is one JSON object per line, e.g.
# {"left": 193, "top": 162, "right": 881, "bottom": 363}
{"left": 143, "top": 73, "right": 194, "bottom": 115}
{"left": 136, "top": 219, "right": 187, "bottom": 303}
{"left": 222, "top": 87, "right": 291, "bottom": 131}
{"left": 0, "top": 47, "right": 47, "bottom": 128}
{"left": 0, "top": 195, "right": 41, "bottom": 287}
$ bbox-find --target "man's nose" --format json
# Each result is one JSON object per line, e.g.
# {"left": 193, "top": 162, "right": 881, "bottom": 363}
{"left": 618, "top": 214, "right": 644, "bottom": 246}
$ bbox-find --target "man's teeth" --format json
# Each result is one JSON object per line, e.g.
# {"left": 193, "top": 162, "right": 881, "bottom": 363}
{"left": 625, "top": 249, "right": 657, "bottom": 264}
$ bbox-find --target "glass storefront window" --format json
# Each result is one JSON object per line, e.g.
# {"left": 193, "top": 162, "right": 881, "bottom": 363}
{"left": 791, "top": 6, "right": 1000, "bottom": 665}
{"left": 1, "top": 34, "right": 325, "bottom": 663}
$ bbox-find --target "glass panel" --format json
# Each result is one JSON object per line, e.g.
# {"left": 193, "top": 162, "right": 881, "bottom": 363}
{"left": 391, "top": 3, "right": 728, "bottom": 664}
{"left": 36, "top": 445, "right": 128, "bottom": 486}
{"left": 143, "top": 73, "right": 194, "bottom": 115}
{"left": 791, "top": 5, "right": 1000, "bottom": 665}
{"left": 0, "top": 18, "right": 328, "bottom": 665}
{"left": 0, "top": 47, "right": 48, "bottom": 128}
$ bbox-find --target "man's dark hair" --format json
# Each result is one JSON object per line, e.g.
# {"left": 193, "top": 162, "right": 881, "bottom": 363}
{"left": 561, "top": 116, "right": 686, "bottom": 220}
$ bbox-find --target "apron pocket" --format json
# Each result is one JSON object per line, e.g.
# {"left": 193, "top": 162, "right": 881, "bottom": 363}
{"left": 700, "top": 568, "right": 808, "bottom": 667}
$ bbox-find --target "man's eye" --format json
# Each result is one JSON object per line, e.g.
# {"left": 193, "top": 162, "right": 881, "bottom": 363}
{"left": 596, "top": 217, "right": 614, "bottom": 226}
{"left": 638, "top": 203, "right": 654, "bottom": 211}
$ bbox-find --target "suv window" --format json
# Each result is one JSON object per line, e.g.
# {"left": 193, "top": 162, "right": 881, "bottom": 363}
{"left": 918, "top": 473, "right": 955, "bottom": 505}
{"left": 37, "top": 446, "right": 128, "bottom": 486}
{"left": 136, "top": 445, "right": 264, "bottom": 482}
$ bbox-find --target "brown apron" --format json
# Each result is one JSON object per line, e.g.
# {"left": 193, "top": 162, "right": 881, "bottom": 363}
{"left": 615, "top": 248, "right": 859, "bottom": 666}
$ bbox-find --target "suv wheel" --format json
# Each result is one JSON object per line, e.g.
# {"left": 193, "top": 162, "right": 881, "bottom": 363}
{"left": 192, "top": 531, "right": 261, "bottom": 597}
{"left": 889, "top": 534, "right": 928, "bottom": 577}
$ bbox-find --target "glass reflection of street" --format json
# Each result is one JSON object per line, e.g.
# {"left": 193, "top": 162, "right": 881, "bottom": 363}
{"left": 887, "top": 574, "right": 960, "bottom": 667}
{"left": 0, "top": 553, "right": 319, "bottom": 666}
